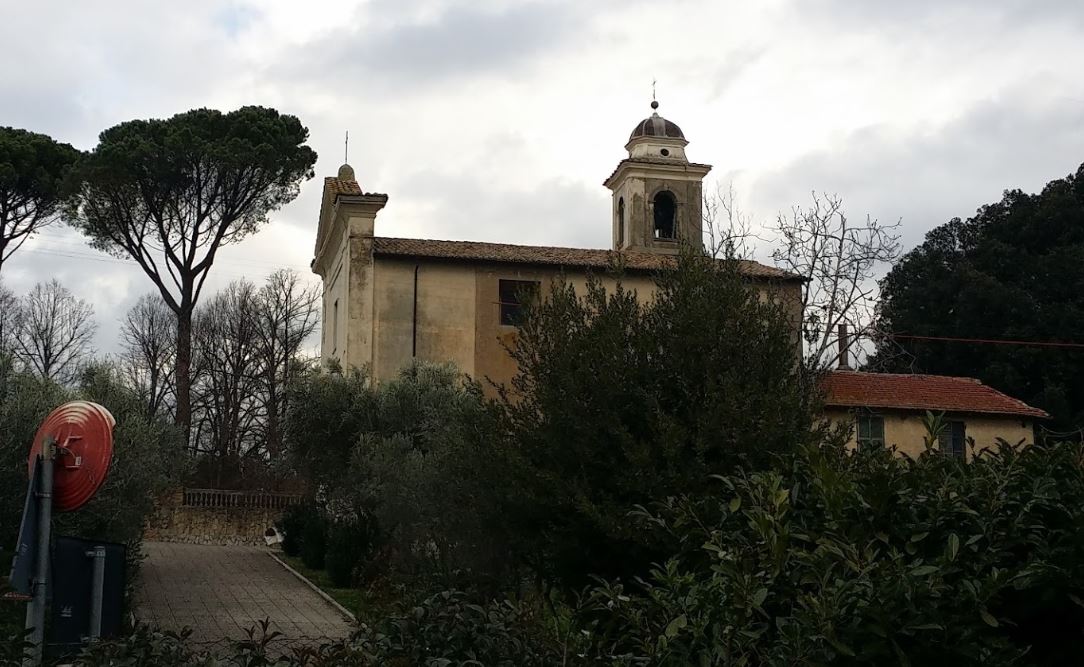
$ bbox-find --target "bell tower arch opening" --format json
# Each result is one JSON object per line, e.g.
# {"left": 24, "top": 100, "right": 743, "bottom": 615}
{"left": 617, "top": 197, "right": 626, "bottom": 247}
{"left": 652, "top": 190, "right": 676, "bottom": 240}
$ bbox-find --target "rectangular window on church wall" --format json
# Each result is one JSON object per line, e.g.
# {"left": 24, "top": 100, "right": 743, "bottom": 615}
{"left": 499, "top": 279, "right": 540, "bottom": 326}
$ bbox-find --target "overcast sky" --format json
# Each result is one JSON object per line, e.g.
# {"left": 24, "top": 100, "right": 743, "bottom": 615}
{"left": 2, "top": 0, "right": 1083, "bottom": 354}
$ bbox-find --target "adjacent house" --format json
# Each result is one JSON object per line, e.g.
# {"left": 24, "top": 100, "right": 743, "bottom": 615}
{"left": 821, "top": 370, "right": 1050, "bottom": 459}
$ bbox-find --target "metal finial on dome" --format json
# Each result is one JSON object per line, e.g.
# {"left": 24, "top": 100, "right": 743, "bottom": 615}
{"left": 651, "top": 100, "right": 659, "bottom": 110}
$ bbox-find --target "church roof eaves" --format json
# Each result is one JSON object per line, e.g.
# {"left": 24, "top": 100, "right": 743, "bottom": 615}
{"left": 603, "top": 158, "right": 712, "bottom": 187}
{"left": 371, "top": 237, "right": 800, "bottom": 280}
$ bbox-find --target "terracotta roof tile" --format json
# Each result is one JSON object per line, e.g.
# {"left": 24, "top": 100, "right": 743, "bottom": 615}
{"left": 324, "top": 176, "right": 363, "bottom": 196}
{"left": 821, "top": 371, "right": 1050, "bottom": 419}
{"left": 370, "top": 236, "right": 797, "bottom": 279}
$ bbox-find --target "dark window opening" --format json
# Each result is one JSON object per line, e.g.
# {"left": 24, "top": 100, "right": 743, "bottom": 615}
{"left": 938, "top": 420, "right": 967, "bottom": 459}
{"left": 617, "top": 197, "right": 625, "bottom": 246}
{"left": 499, "top": 279, "right": 540, "bottom": 326}
{"left": 653, "top": 191, "right": 676, "bottom": 240}
{"left": 660, "top": 148, "right": 670, "bottom": 157}
{"left": 856, "top": 413, "right": 885, "bottom": 450}
{"left": 332, "top": 298, "right": 339, "bottom": 354}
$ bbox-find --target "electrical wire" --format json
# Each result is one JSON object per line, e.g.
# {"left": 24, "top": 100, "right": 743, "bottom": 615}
{"left": 883, "top": 333, "right": 1084, "bottom": 350}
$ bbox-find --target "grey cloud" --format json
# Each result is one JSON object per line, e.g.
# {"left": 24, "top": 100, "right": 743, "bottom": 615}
{"left": 747, "top": 94, "right": 1084, "bottom": 250}
{"left": 799, "top": 0, "right": 1084, "bottom": 30}
{"left": 279, "top": 1, "right": 582, "bottom": 93}
{"left": 384, "top": 167, "right": 610, "bottom": 250}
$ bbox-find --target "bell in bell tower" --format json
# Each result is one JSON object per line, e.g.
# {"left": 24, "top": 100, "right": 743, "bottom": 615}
{"left": 604, "top": 100, "right": 712, "bottom": 254}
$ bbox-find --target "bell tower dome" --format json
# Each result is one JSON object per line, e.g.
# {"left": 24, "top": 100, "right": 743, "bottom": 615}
{"left": 604, "top": 100, "right": 712, "bottom": 254}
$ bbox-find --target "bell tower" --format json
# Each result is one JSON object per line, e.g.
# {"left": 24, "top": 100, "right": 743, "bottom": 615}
{"left": 604, "top": 100, "right": 712, "bottom": 254}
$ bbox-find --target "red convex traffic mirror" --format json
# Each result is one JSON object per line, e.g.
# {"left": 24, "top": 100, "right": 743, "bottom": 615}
{"left": 27, "top": 401, "right": 115, "bottom": 512}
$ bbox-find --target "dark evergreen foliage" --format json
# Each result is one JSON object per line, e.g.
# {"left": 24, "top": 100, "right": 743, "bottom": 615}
{"left": 67, "top": 106, "right": 318, "bottom": 438}
{"left": 872, "top": 162, "right": 1084, "bottom": 429}
{"left": 0, "top": 126, "right": 80, "bottom": 273}
{"left": 496, "top": 252, "right": 820, "bottom": 586}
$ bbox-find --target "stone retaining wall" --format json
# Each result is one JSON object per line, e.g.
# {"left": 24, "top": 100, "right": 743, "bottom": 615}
{"left": 144, "top": 489, "right": 292, "bottom": 546}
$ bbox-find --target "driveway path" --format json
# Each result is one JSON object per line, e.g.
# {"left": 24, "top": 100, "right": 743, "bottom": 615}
{"left": 134, "top": 542, "right": 354, "bottom": 645}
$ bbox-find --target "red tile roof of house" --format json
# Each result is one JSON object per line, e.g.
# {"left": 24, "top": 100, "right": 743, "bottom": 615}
{"left": 821, "top": 371, "right": 1050, "bottom": 419}
{"left": 371, "top": 237, "right": 798, "bottom": 280}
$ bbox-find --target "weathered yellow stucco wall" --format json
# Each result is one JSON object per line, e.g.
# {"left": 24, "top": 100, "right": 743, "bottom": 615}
{"left": 472, "top": 265, "right": 662, "bottom": 392}
{"left": 373, "top": 259, "right": 478, "bottom": 379}
{"left": 360, "top": 257, "right": 802, "bottom": 393}
{"left": 320, "top": 228, "right": 349, "bottom": 361}
{"left": 824, "top": 408, "right": 1036, "bottom": 460}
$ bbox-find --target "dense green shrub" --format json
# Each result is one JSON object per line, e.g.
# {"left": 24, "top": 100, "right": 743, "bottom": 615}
{"left": 72, "top": 625, "right": 198, "bottom": 666}
{"left": 0, "top": 355, "right": 67, "bottom": 546}
{"left": 326, "top": 516, "right": 376, "bottom": 587}
{"left": 278, "top": 501, "right": 318, "bottom": 558}
{"left": 578, "top": 440, "right": 1084, "bottom": 666}
{"left": 285, "top": 363, "right": 374, "bottom": 491}
{"left": 0, "top": 360, "right": 183, "bottom": 556}
{"left": 352, "top": 365, "right": 514, "bottom": 590}
{"left": 301, "top": 510, "right": 328, "bottom": 571}
{"left": 22, "top": 439, "right": 1084, "bottom": 665}
{"left": 346, "top": 590, "right": 563, "bottom": 665}
{"left": 286, "top": 362, "right": 515, "bottom": 591}
{"left": 496, "top": 252, "right": 820, "bottom": 586}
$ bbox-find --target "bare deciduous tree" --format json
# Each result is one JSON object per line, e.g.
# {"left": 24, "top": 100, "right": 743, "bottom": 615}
{"left": 253, "top": 269, "right": 319, "bottom": 457}
{"left": 771, "top": 192, "right": 901, "bottom": 369}
{"left": 180, "top": 271, "right": 320, "bottom": 484}
{"left": 12, "top": 279, "right": 97, "bottom": 383}
{"left": 702, "top": 181, "right": 761, "bottom": 259}
{"left": 0, "top": 280, "right": 16, "bottom": 354}
{"left": 119, "top": 293, "right": 176, "bottom": 417}
{"left": 191, "top": 280, "right": 263, "bottom": 471}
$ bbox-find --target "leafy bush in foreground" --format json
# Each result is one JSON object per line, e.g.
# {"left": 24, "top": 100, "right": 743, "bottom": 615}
{"left": 25, "top": 441, "right": 1084, "bottom": 665}
{"left": 0, "top": 359, "right": 184, "bottom": 560}
{"left": 66, "top": 594, "right": 564, "bottom": 666}
{"left": 579, "top": 440, "right": 1084, "bottom": 666}
{"left": 325, "top": 516, "right": 376, "bottom": 588}
{"left": 278, "top": 501, "right": 319, "bottom": 559}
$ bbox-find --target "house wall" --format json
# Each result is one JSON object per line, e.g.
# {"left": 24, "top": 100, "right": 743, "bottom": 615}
{"left": 823, "top": 407, "right": 1036, "bottom": 460}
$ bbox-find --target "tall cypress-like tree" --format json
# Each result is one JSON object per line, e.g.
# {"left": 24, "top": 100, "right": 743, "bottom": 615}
{"left": 66, "top": 106, "right": 317, "bottom": 440}
{"left": 871, "top": 162, "right": 1084, "bottom": 429}
{"left": 0, "top": 126, "right": 81, "bottom": 273}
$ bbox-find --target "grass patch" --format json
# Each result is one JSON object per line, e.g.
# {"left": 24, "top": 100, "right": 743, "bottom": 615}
{"left": 277, "top": 553, "right": 362, "bottom": 618}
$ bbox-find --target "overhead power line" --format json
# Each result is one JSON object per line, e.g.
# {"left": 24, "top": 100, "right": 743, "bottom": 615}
{"left": 885, "top": 333, "right": 1084, "bottom": 350}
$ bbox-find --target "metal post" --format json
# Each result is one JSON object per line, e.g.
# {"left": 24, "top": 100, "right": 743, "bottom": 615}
{"left": 24, "top": 444, "right": 53, "bottom": 666}
{"left": 88, "top": 546, "right": 106, "bottom": 641}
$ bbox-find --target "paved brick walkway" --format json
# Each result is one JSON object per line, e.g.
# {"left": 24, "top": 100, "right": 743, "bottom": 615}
{"left": 134, "top": 542, "right": 354, "bottom": 645}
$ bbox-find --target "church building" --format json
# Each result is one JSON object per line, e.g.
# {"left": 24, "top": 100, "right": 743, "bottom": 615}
{"left": 310, "top": 100, "right": 1051, "bottom": 454}
{"left": 310, "top": 103, "right": 801, "bottom": 389}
